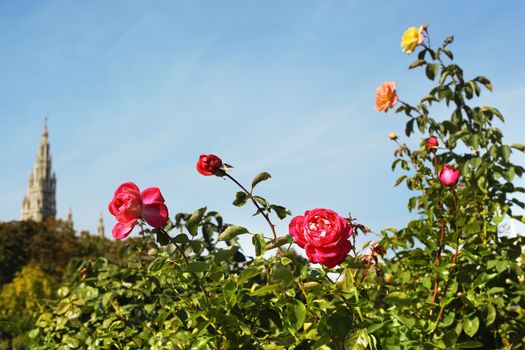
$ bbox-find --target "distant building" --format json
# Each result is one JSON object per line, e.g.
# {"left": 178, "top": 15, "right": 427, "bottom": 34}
{"left": 96, "top": 213, "right": 105, "bottom": 237}
{"left": 21, "top": 121, "right": 57, "bottom": 221}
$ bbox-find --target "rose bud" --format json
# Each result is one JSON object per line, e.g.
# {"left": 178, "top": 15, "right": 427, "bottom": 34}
{"left": 196, "top": 154, "right": 223, "bottom": 176}
{"left": 388, "top": 132, "right": 398, "bottom": 140}
{"left": 427, "top": 136, "right": 439, "bottom": 150}
{"left": 439, "top": 165, "right": 460, "bottom": 187}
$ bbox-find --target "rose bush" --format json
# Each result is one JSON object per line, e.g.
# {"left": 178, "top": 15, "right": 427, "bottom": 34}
{"left": 30, "top": 26, "right": 525, "bottom": 349}
{"left": 289, "top": 208, "right": 353, "bottom": 267}
{"left": 108, "top": 182, "right": 168, "bottom": 239}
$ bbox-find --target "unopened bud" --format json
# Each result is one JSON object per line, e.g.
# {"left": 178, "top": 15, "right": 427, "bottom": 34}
{"left": 426, "top": 136, "right": 438, "bottom": 150}
{"left": 388, "top": 132, "right": 398, "bottom": 140}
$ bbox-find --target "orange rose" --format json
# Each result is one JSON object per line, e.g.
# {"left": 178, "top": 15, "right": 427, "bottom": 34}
{"left": 401, "top": 25, "right": 425, "bottom": 54}
{"left": 375, "top": 81, "right": 399, "bottom": 112}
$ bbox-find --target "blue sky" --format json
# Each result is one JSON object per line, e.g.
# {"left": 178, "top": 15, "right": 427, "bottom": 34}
{"left": 1, "top": 1, "right": 524, "bottom": 249}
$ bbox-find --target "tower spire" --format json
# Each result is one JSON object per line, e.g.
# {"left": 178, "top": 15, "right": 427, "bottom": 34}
{"left": 96, "top": 213, "right": 105, "bottom": 237}
{"left": 21, "top": 120, "right": 57, "bottom": 221}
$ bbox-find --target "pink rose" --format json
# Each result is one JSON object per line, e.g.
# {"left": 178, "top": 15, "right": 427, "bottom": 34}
{"left": 289, "top": 208, "right": 352, "bottom": 268}
{"left": 427, "top": 136, "right": 439, "bottom": 150}
{"left": 108, "top": 182, "right": 169, "bottom": 239}
{"left": 439, "top": 165, "right": 460, "bottom": 187}
{"left": 375, "top": 81, "right": 399, "bottom": 112}
{"left": 197, "top": 154, "right": 223, "bottom": 176}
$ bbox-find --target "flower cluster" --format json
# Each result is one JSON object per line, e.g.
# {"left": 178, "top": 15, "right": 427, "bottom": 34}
{"left": 289, "top": 208, "right": 353, "bottom": 268}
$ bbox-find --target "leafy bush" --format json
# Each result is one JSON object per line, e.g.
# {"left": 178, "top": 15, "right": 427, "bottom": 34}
{"left": 30, "top": 27, "right": 524, "bottom": 349}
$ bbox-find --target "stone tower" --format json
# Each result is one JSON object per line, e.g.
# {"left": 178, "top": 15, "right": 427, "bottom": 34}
{"left": 96, "top": 213, "right": 105, "bottom": 237}
{"left": 21, "top": 121, "right": 57, "bottom": 221}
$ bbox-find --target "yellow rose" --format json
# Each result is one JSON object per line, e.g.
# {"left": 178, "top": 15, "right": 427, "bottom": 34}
{"left": 401, "top": 25, "right": 425, "bottom": 54}
{"left": 388, "top": 132, "right": 398, "bottom": 140}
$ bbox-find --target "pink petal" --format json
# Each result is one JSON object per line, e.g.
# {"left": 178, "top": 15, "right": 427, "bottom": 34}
{"left": 114, "top": 182, "right": 140, "bottom": 196}
{"left": 289, "top": 215, "right": 306, "bottom": 248}
{"left": 305, "top": 239, "right": 351, "bottom": 268}
{"left": 142, "top": 187, "right": 165, "bottom": 205}
{"left": 143, "top": 202, "right": 169, "bottom": 227}
{"left": 112, "top": 219, "right": 138, "bottom": 240}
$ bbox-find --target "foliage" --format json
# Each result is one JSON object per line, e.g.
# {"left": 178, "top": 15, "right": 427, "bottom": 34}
{"left": 30, "top": 28, "right": 525, "bottom": 349}
{"left": 0, "top": 220, "right": 122, "bottom": 348}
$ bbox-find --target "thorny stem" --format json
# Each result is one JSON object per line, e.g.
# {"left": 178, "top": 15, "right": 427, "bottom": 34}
{"left": 225, "top": 173, "right": 278, "bottom": 241}
{"left": 431, "top": 189, "right": 461, "bottom": 336}
{"left": 169, "top": 234, "right": 210, "bottom": 304}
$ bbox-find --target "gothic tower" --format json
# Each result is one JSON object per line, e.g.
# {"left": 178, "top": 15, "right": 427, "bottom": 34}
{"left": 21, "top": 121, "right": 57, "bottom": 221}
{"left": 96, "top": 213, "right": 105, "bottom": 237}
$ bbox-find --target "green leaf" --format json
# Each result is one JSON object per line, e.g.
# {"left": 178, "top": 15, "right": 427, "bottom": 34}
{"left": 156, "top": 229, "right": 170, "bottom": 245}
{"left": 252, "top": 234, "right": 266, "bottom": 256}
{"left": 218, "top": 225, "right": 249, "bottom": 241}
{"left": 511, "top": 143, "right": 525, "bottom": 152}
{"left": 384, "top": 291, "right": 410, "bottom": 306}
{"left": 251, "top": 172, "right": 271, "bottom": 189}
{"left": 426, "top": 63, "right": 438, "bottom": 80}
{"left": 345, "top": 328, "right": 369, "bottom": 350}
{"left": 456, "top": 341, "right": 483, "bottom": 348}
{"left": 286, "top": 300, "right": 306, "bottom": 331}
{"left": 474, "top": 76, "right": 493, "bottom": 91}
{"left": 485, "top": 304, "right": 496, "bottom": 326}
{"left": 270, "top": 205, "right": 291, "bottom": 219}
{"left": 409, "top": 59, "right": 426, "bottom": 69}
{"left": 188, "top": 261, "right": 208, "bottom": 273}
{"left": 462, "top": 316, "right": 479, "bottom": 337}
{"left": 238, "top": 267, "right": 261, "bottom": 285}
{"left": 187, "top": 207, "right": 207, "bottom": 236}
{"left": 232, "top": 191, "right": 248, "bottom": 207}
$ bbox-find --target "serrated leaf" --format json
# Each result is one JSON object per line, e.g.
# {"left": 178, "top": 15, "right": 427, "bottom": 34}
{"left": 251, "top": 172, "right": 271, "bottom": 189}
{"left": 218, "top": 225, "right": 249, "bottom": 241}
{"left": 187, "top": 207, "right": 207, "bottom": 236}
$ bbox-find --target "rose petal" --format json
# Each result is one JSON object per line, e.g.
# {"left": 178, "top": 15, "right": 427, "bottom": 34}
{"left": 289, "top": 215, "right": 306, "bottom": 248}
{"left": 143, "top": 202, "right": 169, "bottom": 227}
{"left": 305, "top": 239, "right": 351, "bottom": 268}
{"left": 114, "top": 182, "right": 140, "bottom": 196}
{"left": 112, "top": 219, "right": 138, "bottom": 240}
{"left": 141, "top": 187, "right": 165, "bottom": 205}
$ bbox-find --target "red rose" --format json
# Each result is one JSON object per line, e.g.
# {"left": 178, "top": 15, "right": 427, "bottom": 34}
{"left": 196, "top": 154, "right": 223, "bottom": 176}
{"left": 427, "top": 136, "right": 439, "bottom": 150}
{"left": 439, "top": 165, "right": 460, "bottom": 187}
{"left": 289, "top": 208, "right": 353, "bottom": 268}
{"left": 108, "top": 182, "right": 169, "bottom": 239}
